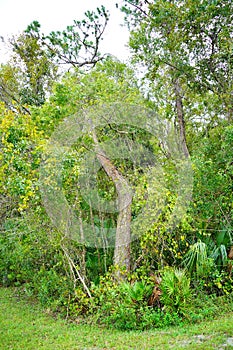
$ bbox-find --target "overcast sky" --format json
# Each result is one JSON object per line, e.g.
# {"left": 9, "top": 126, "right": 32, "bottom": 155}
{"left": 0, "top": 0, "right": 130, "bottom": 63}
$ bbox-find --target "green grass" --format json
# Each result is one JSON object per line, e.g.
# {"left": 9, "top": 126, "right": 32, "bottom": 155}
{"left": 0, "top": 288, "right": 233, "bottom": 349}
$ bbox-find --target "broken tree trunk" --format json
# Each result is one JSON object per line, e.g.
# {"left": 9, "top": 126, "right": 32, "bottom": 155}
{"left": 92, "top": 131, "right": 132, "bottom": 272}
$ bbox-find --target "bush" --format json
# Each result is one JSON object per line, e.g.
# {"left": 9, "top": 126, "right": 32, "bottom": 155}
{"left": 192, "top": 268, "right": 233, "bottom": 296}
{"left": 0, "top": 215, "right": 71, "bottom": 308}
{"left": 84, "top": 276, "right": 183, "bottom": 330}
{"left": 188, "top": 292, "right": 233, "bottom": 323}
{"left": 160, "top": 268, "right": 191, "bottom": 315}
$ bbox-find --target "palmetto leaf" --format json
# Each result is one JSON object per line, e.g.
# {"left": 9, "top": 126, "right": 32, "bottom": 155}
{"left": 160, "top": 268, "right": 191, "bottom": 314}
{"left": 122, "top": 281, "right": 153, "bottom": 303}
{"left": 183, "top": 240, "right": 209, "bottom": 276}
{"left": 210, "top": 244, "right": 228, "bottom": 266}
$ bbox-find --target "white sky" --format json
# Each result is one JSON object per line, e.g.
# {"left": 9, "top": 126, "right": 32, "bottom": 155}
{"left": 0, "top": 0, "right": 130, "bottom": 63}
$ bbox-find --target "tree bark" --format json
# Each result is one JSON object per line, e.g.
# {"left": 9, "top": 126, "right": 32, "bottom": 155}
{"left": 173, "top": 78, "right": 190, "bottom": 158}
{"left": 92, "top": 131, "right": 132, "bottom": 272}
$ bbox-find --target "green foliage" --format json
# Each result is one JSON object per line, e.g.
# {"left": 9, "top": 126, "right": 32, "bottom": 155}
{"left": 183, "top": 240, "right": 214, "bottom": 277}
{"left": 97, "top": 302, "right": 182, "bottom": 331}
{"left": 0, "top": 102, "right": 43, "bottom": 213}
{"left": 0, "top": 214, "right": 71, "bottom": 308}
{"left": 0, "top": 63, "right": 22, "bottom": 110}
{"left": 190, "top": 266, "right": 233, "bottom": 297}
{"left": 122, "top": 0, "right": 233, "bottom": 119}
{"left": 88, "top": 276, "right": 182, "bottom": 330}
{"left": 160, "top": 268, "right": 191, "bottom": 315}
{"left": 121, "top": 280, "right": 153, "bottom": 304}
{"left": 208, "top": 269, "right": 233, "bottom": 295}
{"left": 11, "top": 30, "right": 58, "bottom": 106}
{"left": 32, "top": 268, "right": 68, "bottom": 307}
{"left": 25, "top": 6, "right": 109, "bottom": 68}
{"left": 188, "top": 292, "right": 233, "bottom": 323}
{"left": 191, "top": 126, "right": 233, "bottom": 237}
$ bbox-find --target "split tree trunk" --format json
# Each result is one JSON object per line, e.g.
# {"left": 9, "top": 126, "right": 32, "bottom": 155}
{"left": 92, "top": 131, "right": 132, "bottom": 272}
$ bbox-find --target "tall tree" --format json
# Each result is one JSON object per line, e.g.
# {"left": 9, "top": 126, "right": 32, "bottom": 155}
{"left": 117, "top": 0, "right": 233, "bottom": 270}
{"left": 0, "top": 63, "right": 31, "bottom": 113}
{"left": 10, "top": 31, "right": 58, "bottom": 106}
{"left": 120, "top": 0, "right": 233, "bottom": 133}
{"left": 3, "top": 6, "right": 109, "bottom": 108}
{"left": 22, "top": 6, "right": 109, "bottom": 68}
{"left": 37, "top": 59, "right": 147, "bottom": 274}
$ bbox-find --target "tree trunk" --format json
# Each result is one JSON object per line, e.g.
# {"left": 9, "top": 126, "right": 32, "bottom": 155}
{"left": 92, "top": 131, "right": 132, "bottom": 272}
{"left": 114, "top": 188, "right": 132, "bottom": 270}
{"left": 173, "top": 78, "right": 190, "bottom": 158}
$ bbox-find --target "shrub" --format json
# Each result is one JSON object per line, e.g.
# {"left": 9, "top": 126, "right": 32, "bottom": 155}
{"left": 160, "top": 267, "right": 191, "bottom": 315}
{"left": 0, "top": 215, "right": 71, "bottom": 308}
{"left": 86, "top": 277, "right": 183, "bottom": 330}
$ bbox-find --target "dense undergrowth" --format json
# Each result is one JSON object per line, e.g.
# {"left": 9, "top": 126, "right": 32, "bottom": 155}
{"left": 1, "top": 214, "right": 233, "bottom": 331}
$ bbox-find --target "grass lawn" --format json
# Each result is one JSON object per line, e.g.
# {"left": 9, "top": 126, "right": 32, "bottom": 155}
{"left": 0, "top": 287, "right": 233, "bottom": 349}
